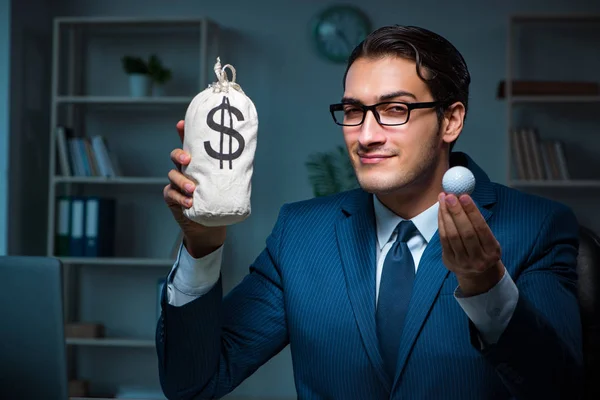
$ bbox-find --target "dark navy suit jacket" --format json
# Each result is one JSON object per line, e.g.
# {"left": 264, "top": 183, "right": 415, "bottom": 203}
{"left": 157, "top": 152, "right": 583, "bottom": 399}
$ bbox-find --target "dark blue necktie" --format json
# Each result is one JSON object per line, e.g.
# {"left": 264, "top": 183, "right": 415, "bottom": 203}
{"left": 376, "top": 220, "right": 418, "bottom": 380}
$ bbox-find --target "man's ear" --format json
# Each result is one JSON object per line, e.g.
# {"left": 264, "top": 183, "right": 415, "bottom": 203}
{"left": 441, "top": 101, "right": 465, "bottom": 145}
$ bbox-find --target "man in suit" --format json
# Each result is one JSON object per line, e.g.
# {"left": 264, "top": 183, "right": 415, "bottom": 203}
{"left": 158, "top": 25, "right": 583, "bottom": 399}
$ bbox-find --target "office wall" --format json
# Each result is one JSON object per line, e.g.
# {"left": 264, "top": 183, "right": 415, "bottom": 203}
{"left": 0, "top": 0, "right": 10, "bottom": 255}
{"left": 19, "top": 0, "right": 600, "bottom": 397}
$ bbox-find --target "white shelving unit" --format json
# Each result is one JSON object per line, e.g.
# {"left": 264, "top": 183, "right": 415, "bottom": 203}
{"left": 58, "top": 257, "right": 176, "bottom": 267}
{"left": 56, "top": 95, "right": 194, "bottom": 104}
{"left": 505, "top": 15, "right": 600, "bottom": 195}
{"left": 53, "top": 176, "right": 167, "bottom": 185}
{"left": 46, "top": 16, "right": 220, "bottom": 398}
{"left": 67, "top": 338, "right": 156, "bottom": 348}
{"left": 510, "top": 95, "right": 600, "bottom": 104}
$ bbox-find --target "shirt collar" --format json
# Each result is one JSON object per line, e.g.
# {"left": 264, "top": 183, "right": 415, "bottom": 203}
{"left": 373, "top": 194, "right": 439, "bottom": 250}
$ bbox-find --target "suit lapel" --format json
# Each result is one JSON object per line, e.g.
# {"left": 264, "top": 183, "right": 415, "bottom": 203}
{"left": 336, "top": 190, "right": 391, "bottom": 393}
{"left": 391, "top": 152, "right": 497, "bottom": 389}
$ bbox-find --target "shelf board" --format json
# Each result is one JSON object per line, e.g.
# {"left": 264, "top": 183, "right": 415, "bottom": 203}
{"left": 66, "top": 338, "right": 155, "bottom": 348}
{"left": 56, "top": 16, "right": 210, "bottom": 25}
{"left": 510, "top": 180, "right": 600, "bottom": 188}
{"left": 511, "top": 14, "right": 600, "bottom": 23}
{"left": 70, "top": 397, "right": 165, "bottom": 400}
{"left": 509, "top": 95, "right": 600, "bottom": 103}
{"left": 54, "top": 176, "right": 167, "bottom": 185}
{"left": 55, "top": 96, "right": 192, "bottom": 105}
{"left": 58, "top": 257, "right": 175, "bottom": 267}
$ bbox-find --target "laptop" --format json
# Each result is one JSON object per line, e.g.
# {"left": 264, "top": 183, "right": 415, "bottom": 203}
{"left": 0, "top": 256, "right": 69, "bottom": 400}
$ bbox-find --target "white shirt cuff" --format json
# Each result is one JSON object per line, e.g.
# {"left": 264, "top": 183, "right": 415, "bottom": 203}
{"left": 166, "top": 242, "right": 223, "bottom": 307}
{"left": 454, "top": 268, "right": 519, "bottom": 345}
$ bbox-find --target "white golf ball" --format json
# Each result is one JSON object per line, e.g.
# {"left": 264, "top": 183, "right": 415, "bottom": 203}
{"left": 442, "top": 166, "right": 475, "bottom": 196}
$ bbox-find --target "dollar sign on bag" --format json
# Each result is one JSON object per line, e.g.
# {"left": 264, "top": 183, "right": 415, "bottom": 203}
{"left": 205, "top": 95, "right": 245, "bottom": 169}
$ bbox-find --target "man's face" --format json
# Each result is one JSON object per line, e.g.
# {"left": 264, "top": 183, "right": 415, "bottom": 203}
{"left": 342, "top": 56, "right": 444, "bottom": 195}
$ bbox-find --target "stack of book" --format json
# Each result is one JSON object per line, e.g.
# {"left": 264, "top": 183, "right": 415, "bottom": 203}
{"left": 55, "top": 126, "right": 121, "bottom": 177}
{"left": 511, "top": 128, "right": 570, "bottom": 181}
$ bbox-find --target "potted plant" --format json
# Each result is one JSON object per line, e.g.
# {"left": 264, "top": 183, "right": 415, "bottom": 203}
{"left": 305, "top": 145, "right": 359, "bottom": 197}
{"left": 121, "top": 55, "right": 150, "bottom": 97}
{"left": 148, "top": 54, "right": 172, "bottom": 96}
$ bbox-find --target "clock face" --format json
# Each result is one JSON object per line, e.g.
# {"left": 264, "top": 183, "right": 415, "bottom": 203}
{"left": 312, "top": 5, "right": 372, "bottom": 63}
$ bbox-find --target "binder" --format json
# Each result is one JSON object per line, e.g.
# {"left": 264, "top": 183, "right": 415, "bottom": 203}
{"left": 54, "top": 196, "right": 71, "bottom": 256}
{"left": 69, "top": 197, "right": 86, "bottom": 257}
{"left": 83, "top": 197, "right": 116, "bottom": 257}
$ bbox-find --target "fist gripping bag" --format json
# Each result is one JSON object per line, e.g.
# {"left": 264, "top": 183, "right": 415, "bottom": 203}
{"left": 182, "top": 58, "right": 258, "bottom": 226}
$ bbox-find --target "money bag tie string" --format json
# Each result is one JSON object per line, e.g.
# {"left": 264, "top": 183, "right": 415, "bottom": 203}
{"left": 211, "top": 57, "right": 243, "bottom": 94}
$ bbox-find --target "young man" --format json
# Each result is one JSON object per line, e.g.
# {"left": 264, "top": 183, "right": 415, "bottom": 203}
{"left": 158, "top": 25, "right": 582, "bottom": 399}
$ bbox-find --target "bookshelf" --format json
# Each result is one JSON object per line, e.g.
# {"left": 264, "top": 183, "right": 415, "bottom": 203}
{"left": 509, "top": 179, "right": 600, "bottom": 189}
{"left": 58, "top": 257, "right": 175, "bottom": 267}
{"left": 510, "top": 95, "right": 600, "bottom": 104}
{"left": 46, "top": 16, "right": 220, "bottom": 398}
{"left": 54, "top": 176, "right": 167, "bottom": 184}
{"left": 504, "top": 14, "right": 600, "bottom": 230}
{"left": 66, "top": 338, "right": 156, "bottom": 348}
{"left": 56, "top": 95, "right": 193, "bottom": 104}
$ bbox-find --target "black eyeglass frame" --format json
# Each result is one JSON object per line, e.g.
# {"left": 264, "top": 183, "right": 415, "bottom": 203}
{"left": 329, "top": 100, "right": 447, "bottom": 126}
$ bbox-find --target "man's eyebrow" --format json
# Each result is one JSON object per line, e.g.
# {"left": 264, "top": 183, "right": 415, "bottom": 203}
{"left": 340, "top": 91, "right": 418, "bottom": 104}
{"left": 379, "top": 91, "right": 417, "bottom": 101}
{"left": 340, "top": 96, "right": 361, "bottom": 104}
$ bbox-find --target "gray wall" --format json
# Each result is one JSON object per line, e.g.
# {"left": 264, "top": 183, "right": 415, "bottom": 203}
{"left": 0, "top": 0, "right": 10, "bottom": 255}
{"left": 6, "top": 0, "right": 600, "bottom": 398}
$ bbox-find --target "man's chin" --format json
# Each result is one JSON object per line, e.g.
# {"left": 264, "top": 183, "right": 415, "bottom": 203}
{"left": 356, "top": 177, "right": 400, "bottom": 195}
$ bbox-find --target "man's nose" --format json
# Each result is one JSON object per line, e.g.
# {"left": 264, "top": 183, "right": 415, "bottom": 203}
{"left": 358, "top": 110, "right": 386, "bottom": 146}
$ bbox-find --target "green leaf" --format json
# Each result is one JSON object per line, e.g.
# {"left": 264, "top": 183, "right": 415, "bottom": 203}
{"left": 147, "top": 54, "right": 172, "bottom": 84}
{"left": 305, "top": 145, "right": 358, "bottom": 197}
{"left": 121, "top": 56, "right": 148, "bottom": 74}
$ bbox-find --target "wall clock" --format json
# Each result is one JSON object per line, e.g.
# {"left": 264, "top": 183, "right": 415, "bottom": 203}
{"left": 311, "top": 5, "right": 372, "bottom": 63}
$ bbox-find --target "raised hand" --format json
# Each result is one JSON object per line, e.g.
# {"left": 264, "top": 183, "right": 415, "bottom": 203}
{"left": 163, "top": 120, "right": 226, "bottom": 258}
{"left": 438, "top": 192, "right": 505, "bottom": 296}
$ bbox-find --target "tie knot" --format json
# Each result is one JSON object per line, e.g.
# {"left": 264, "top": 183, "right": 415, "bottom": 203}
{"left": 395, "top": 220, "right": 417, "bottom": 243}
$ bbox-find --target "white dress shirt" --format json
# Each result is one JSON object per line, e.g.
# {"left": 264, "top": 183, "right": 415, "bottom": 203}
{"left": 167, "top": 195, "right": 519, "bottom": 345}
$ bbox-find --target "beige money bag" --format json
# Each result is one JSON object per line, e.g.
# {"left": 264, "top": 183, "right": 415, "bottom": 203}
{"left": 182, "top": 58, "right": 258, "bottom": 226}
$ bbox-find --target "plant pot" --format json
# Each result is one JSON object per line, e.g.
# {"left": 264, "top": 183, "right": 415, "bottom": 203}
{"left": 128, "top": 73, "right": 151, "bottom": 97}
{"left": 152, "top": 84, "right": 165, "bottom": 97}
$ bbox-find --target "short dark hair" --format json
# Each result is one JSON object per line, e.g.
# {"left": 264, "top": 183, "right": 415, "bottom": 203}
{"left": 343, "top": 25, "right": 471, "bottom": 149}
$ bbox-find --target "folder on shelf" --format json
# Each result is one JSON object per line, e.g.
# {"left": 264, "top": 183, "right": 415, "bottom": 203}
{"left": 84, "top": 197, "right": 116, "bottom": 257}
{"left": 69, "top": 197, "right": 86, "bottom": 256}
{"left": 54, "top": 196, "right": 71, "bottom": 256}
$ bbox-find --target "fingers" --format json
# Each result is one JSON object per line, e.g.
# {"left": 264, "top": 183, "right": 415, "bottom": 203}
{"left": 443, "top": 194, "right": 484, "bottom": 260}
{"left": 439, "top": 192, "right": 501, "bottom": 275}
{"left": 170, "top": 148, "right": 191, "bottom": 171}
{"left": 176, "top": 120, "right": 185, "bottom": 143}
{"left": 168, "top": 168, "right": 195, "bottom": 194}
{"left": 163, "top": 183, "right": 192, "bottom": 208}
{"left": 166, "top": 121, "right": 191, "bottom": 209}
{"left": 437, "top": 199, "right": 455, "bottom": 259}
{"left": 460, "top": 194, "right": 499, "bottom": 255}
{"left": 439, "top": 193, "right": 467, "bottom": 257}
{"left": 164, "top": 169, "right": 195, "bottom": 208}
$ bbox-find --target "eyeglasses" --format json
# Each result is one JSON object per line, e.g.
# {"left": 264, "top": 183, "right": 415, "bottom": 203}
{"left": 329, "top": 101, "right": 445, "bottom": 127}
